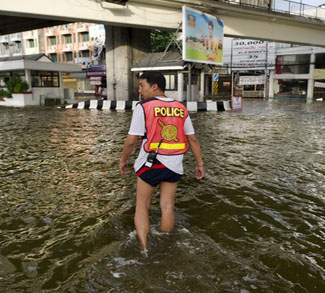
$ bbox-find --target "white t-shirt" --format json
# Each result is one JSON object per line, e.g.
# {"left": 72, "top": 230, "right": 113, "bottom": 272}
{"left": 128, "top": 97, "right": 195, "bottom": 174}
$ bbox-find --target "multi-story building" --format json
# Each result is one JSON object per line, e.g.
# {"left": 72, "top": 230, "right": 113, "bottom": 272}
{"left": 0, "top": 33, "right": 24, "bottom": 57}
{"left": 0, "top": 30, "right": 44, "bottom": 58}
{"left": 44, "top": 23, "right": 105, "bottom": 66}
{"left": 43, "top": 23, "right": 106, "bottom": 96}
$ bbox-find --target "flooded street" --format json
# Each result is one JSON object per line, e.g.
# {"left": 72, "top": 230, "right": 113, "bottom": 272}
{"left": 0, "top": 99, "right": 324, "bottom": 292}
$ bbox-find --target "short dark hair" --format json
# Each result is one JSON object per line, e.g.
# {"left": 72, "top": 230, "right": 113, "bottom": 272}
{"left": 139, "top": 71, "right": 166, "bottom": 92}
{"left": 208, "top": 20, "right": 213, "bottom": 29}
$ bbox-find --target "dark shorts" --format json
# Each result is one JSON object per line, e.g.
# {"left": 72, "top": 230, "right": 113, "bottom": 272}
{"left": 136, "top": 159, "right": 182, "bottom": 187}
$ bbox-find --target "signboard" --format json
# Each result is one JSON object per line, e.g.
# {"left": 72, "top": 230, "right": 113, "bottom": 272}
{"left": 86, "top": 65, "right": 106, "bottom": 77}
{"left": 232, "top": 39, "right": 275, "bottom": 71}
{"left": 314, "top": 82, "right": 325, "bottom": 88}
{"left": 89, "top": 24, "right": 105, "bottom": 62}
{"left": 239, "top": 75, "right": 265, "bottom": 85}
{"left": 231, "top": 96, "right": 242, "bottom": 111}
{"left": 313, "top": 69, "right": 325, "bottom": 79}
{"left": 182, "top": 6, "right": 224, "bottom": 65}
{"left": 213, "top": 73, "right": 219, "bottom": 82}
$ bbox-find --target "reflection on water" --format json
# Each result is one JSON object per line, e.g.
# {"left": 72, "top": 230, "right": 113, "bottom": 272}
{"left": 0, "top": 100, "right": 324, "bottom": 292}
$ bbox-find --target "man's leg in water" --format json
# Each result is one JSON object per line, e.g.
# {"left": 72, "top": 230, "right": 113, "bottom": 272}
{"left": 135, "top": 177, "right": 154, "bottom": 250}
{"left": 159, "top": 181, "right": 177, "bottom": 232}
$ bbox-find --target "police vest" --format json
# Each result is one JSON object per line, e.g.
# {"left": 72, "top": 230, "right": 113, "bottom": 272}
{"left": 139, "top": 98, "right": 188, "bottom": 155}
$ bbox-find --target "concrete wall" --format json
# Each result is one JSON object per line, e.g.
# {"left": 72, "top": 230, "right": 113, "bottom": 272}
{"left": 32, "top": 87, "right": 62, "bottom": 105}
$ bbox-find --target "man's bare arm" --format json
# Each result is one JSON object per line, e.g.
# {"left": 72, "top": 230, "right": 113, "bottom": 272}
{"left": 119, "top": 135, "right": 138, "bottom": 175}
{"left": 187, "top": 134, "right": 204, "bottom": 179}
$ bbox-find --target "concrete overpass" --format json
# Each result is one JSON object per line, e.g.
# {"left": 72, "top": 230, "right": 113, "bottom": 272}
{"left": 1, "top": 0, "right": 325, "bottom": 46}
{"left": 1, "top": 0, "right": 325, "bottom": 100}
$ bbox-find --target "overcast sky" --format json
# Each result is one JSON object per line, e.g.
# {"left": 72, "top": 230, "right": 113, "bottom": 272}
{"left": 276, "top": 0, "right": 325, "bottom": 6}
{"left": 301, "top": 0, "right": 324, "bottom": 5}
{"left": 274, "top": 0, "right": 325, "bottom": 12}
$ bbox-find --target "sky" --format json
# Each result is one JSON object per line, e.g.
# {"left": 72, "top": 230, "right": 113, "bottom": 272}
{"left": 274, "top": 0, "right": 325, "bottom": 13}
{"left": 275, "top": 0, "right": 325, "bottom": 8}
{"left": 300, "top": 0, "right": 324, "bottom": 4}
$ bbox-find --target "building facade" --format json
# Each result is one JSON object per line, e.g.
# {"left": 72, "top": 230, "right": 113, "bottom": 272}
{"left": 44, "top": 23, "right": 105, "bottom": 67}
{"left": 0, "top": 30, "right": 42, "bottom": 58}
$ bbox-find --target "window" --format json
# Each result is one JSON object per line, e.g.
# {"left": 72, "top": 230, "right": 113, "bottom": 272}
{"left": 31, "top": 71, "right": 60, "bottom": 87}
{"left": 49, "top": 36, "right": 56, "bottom": 46}
{"left": 81, "top": 50, "right": 89, "bottom": 57}
{"left": 27, "top": 39, "right": 35, "bottom": 48}
{"left": 80, "top": 32, "right": 89, "bottom": 42}
{"left": 50, "top": 53, "right": 57, "bottom": 63}
{"left": 256, "top": 84, "right": 264, "bottom": 90}
{"left": 65, "top": 34, "right": 72, "bottom": 44}
{"left": 164, "top": 74, "right": 177, "bottom": 90}
{"left": 243, "top": 85, "right": 255, "bottom": 91}
{"left": 66, "top": 52, "right": 73, "bottom": 62}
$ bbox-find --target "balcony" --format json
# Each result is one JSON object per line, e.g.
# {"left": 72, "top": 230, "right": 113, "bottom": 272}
{"left": 45, "top": 27, "right": 57, "bottom": 36}
{"left": 10, "top": 33, "right": 22, "bottom": 42}
{"left": 0, "top": 45, "right": 11, "bottom": 57}
{"left": 46, "top": 45, "right": 57, "bottom": 54}
{"left": 77, "top": 23, "right": 89, "bottom": 32}
{"left": 0, "top": 35, "right": 10, "bottom": 43}
{"left": 62, "top": 43, "right": 73, "bottom": 52}
{"left": 23, "top": 30, "right": 35, "bottom": 39}
{"left": 78, "top": 42, "right": 90, "bottom": 51}
{"left": 12, "top": 48, "right": 24, "bottom": 56}
{"left": 60, "top": 24, "right": 73, "bottom": 34}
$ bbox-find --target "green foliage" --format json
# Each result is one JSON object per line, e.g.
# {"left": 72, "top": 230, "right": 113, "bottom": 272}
{"left": 150, "top": 30, "right": 181, "bottom": 53}
{"left": 0, "top": 88, "right": 11, "bottom": 98}
{"left": 0, "top": 76, "right": 29, "bottom": 98}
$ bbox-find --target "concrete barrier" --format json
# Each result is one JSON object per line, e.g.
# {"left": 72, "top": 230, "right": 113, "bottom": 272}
{"left": 60, "top": 100, "right": 231, "bottom": 112}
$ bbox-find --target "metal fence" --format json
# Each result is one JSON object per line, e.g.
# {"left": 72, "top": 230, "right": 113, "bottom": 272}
{"left": 217, "top": 0, "right": 325, "bottom": 20}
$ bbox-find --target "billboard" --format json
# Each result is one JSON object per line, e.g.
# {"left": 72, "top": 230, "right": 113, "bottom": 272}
{"left": 232, "top": 39, "right": 275, "bottom": 71}
{"left": 182, "top": 6, "right": 224, "bottom": 66}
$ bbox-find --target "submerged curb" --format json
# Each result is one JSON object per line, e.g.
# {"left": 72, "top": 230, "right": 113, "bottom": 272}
{"left": 60, "top": 100, "right": 231, "bottom": 111}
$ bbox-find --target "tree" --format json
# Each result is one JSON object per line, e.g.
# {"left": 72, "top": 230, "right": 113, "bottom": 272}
{"left": 150, "top": 30, "right": 181, "bottom": 53}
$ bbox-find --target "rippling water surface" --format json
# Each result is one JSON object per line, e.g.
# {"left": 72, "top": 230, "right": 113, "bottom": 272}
{"left": 0, "top": 100, "right": 324, "bottom": 292}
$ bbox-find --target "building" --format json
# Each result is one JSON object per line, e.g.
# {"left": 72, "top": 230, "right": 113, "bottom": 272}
{"left": 44, "top": 23, "right": 105, "bottom": 66}
{"left": 0, "top": 30, "right": 43, "bottom": 58}
{"left": 44, "top": 23, "right": 106, "bottom": 95}
{"left": 0, "top": 54, "right": 81, "bottom": 107}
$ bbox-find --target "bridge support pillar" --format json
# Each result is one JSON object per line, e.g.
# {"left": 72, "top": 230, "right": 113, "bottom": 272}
{"left": 177, "top": 72, "right": 184, "bottom": 101}
{"left": 105, "top": 26, "right": 150, "bottom": 101}
{"left": 268, "top": 70, "right": 274, "bottom": 99}
{"left": 307, "top": 53, "right": 315, "bottom": 104}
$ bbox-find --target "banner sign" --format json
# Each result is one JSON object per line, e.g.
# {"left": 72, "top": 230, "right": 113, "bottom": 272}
{"left": 232, "top": 39, "right": 275, "bottom": 71}
{"left": 314, "top": 82, "right": 325, "bottom": 88}
{"left": 313, "top": 69, "right": 325, "bottom": 79}
{"left": 239, "top": 75, "right": 265, "bottom": 85}
{"left": 182, "top": 6, "right": 224, "bottom": 66}
{"left": 231, "top": 96, "right": 242, "bottom": 111}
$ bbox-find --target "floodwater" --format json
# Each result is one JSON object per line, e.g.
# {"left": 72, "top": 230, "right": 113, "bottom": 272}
{"left": 0, "top": 99, "right": 324, "bottom": 292}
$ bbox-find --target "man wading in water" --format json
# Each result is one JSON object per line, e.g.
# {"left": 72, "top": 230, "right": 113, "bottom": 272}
{"left": 119, "top": 71, "right": 204, "bottom": 251}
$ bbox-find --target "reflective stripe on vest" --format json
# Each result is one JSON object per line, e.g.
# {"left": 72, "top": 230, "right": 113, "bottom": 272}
{"left": 140, "top": 98, "right": 188, "bottom": 155}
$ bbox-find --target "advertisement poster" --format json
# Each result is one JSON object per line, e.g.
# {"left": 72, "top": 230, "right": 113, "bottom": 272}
{"left": 231, "top": 96, "right": 242, "bottom": 111}
{"left": 232, "top": 39, "right": 275, "bottom": 71}
{"left": 182, "top": 6, "right": 223, "bottom": 66}
{"left": 313, "top": 69, "right": 325, "bottom": 79}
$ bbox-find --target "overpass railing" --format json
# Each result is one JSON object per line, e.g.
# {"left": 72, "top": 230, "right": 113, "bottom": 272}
{"left": 217, "top": 0, "right": 325, "bottom": 21}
